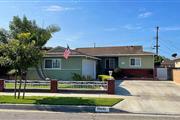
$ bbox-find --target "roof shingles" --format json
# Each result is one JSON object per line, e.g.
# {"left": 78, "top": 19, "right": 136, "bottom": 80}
{"left": 76, "top": 46, "right": 154, "bottom": 56}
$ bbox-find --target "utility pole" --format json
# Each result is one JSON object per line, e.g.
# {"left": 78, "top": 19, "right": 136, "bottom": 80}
{"left": 94, "top": 43, "right": 96, "bottom": 48}
{"left": 154, "top": 26, "right": 160, "bottom": 55}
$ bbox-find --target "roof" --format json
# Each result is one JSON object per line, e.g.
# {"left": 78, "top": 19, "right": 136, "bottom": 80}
{"left": 76, "top": 46, "right": 154, "bottom": 56}
{"left": 161, "top": 59, "right": 175, "bottom": 66}
{"left": 45, "top": 46, "right": 100, "bottom": 60}
{"left": 173, "top": 57, "right": 180, "bottom": 61}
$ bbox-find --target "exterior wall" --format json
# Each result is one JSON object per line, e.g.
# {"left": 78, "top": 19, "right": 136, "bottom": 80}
{"left": 118, "top": 55, "right": 154, "bottom": 69}
{"left": 175, "top": 60, "right": 180, "bottom": 68}
{"left": 172, "top": 69, "right": 180, "bottom": 84}
{"left": 120, "top": 69, "right": 154, "bottom": 78}
{"left": 27, "top": 57, "right": 82, "bottom": 80}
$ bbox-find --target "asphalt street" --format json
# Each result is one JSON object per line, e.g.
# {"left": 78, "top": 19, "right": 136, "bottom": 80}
{"left": 0, "top": 110, "right": 180, "bottom": 120}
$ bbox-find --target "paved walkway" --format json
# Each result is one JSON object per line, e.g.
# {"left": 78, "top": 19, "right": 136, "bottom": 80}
{"left": 0, "top": 92, "right": 123, "bottom": 98}
{"left": 114, "top": 80, "right": 180, "bottom": 115}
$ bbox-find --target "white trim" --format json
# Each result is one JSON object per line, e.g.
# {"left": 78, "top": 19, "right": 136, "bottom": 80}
{"left": 94, "top": 60, "right": 96, "bottom": 79}
{"left": 94, "top": 54, "right": 154, "bottom": 56}
{"left": 45, "top": 54, "right": 100, "bottom": 60}
{"left": 129, "top": 57, "right": 141, "bottom": 67}
{"left": 44, "top": 58, "right": 61, "bottom": 70}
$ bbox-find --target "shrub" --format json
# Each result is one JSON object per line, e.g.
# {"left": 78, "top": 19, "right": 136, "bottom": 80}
{"left": 72, "top": 73, "right": 94, "bottom": 81}
{"left": 113, "top": 68, "right": 123, "bottom": 79}
{"left": 72, "top": 73, "right": 82, "bottom": 81}
{"left": 98, "top": 75, "right": 114, "bottom": 81}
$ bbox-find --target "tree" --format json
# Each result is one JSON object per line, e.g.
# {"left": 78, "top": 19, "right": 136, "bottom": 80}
{"left": 0, "top": 16, "right": 60, "bottom": 99}
{"left": 9, "top": 16, "right": 60, "bottom": 47}
{"left": 0, "top": 28, "right": 10, "bottom": 43}
{"left": 154, "top": 55, "right": 164, "bottom": 66}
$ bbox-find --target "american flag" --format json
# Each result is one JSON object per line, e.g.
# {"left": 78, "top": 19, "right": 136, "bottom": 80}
{"left": 63, "top": 45, "right": 71, "bottom": 59}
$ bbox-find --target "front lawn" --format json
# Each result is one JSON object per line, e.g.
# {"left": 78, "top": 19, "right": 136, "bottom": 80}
{"left": 5, "top": 83, "right": 50, "bottom": 89}
{"left": 0, "top": 96, "right": 123, "bottom": 106}
{"left": 5, "top": 83, "right": 103, "bottom": 90}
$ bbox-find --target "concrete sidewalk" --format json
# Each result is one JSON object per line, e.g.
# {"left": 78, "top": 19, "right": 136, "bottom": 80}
{"left": 0, "top": 92, "right": 124, "bottom": 98}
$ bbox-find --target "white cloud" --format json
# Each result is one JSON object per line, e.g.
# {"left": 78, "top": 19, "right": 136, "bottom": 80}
{"left": 161, "top": 26, "right": 180, "bottom": 31}
{"left": 103, "top": 28, "right": 118, "bottom": 32}
{"left": 138, "top": 11, "right": 153, "bottom": 18}
{"left": 45, "top": 5, "right": 75, "bottom": 12}
{"left": 123, "top": 24, "right": 142, "bottom": 30}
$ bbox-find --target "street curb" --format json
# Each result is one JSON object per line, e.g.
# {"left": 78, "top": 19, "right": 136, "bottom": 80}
{"left": 0, "top": 104, "right": 126, "bottom": 113}
{"left": 0, "top": 104, "right": 180, "bottom": 116}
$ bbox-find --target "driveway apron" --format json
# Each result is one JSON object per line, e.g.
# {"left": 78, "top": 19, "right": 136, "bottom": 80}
{"left": 114, "top": 80, "right": 180, "bottom": 114}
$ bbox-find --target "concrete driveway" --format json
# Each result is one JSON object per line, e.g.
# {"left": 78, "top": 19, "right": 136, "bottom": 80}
{"left": 114, "top": 80, "right": 180, "bottom": 115}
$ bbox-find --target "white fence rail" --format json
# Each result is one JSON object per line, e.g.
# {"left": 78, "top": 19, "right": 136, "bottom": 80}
{"left": 58, "top": 81, "right": 108, "bottom": 90}
{"left": 4, "top": 80, "right": 50, "bottom": 89}
{"left": 4, "top": 80, "right": 108, "bottom": 91}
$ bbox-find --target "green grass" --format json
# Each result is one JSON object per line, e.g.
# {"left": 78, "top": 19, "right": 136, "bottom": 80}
{"left": 5, "top": 83, "right": 102, "bottom": 90}
{"left": 5, "top": 83, "right": 50, "bottom": 89}
{"left": 0, "top": 96, "right": 123, "bottom": 106}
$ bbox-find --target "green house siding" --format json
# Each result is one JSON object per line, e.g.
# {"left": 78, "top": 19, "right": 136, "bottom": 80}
{"left": 27, "top": 57, "right": 83, "bottom": 80}
{"left": 118, "top": 55, "right": 154, "bottom": 69}
{"left": 41, "top": 69, "right": 81, "bottom": 80}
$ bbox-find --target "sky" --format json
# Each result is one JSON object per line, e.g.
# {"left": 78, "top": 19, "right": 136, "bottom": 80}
{"left": 0, "top": 0, "right": 180, "bottom": 58}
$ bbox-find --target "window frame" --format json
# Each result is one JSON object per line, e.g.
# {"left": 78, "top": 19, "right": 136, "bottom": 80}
{"left": 44, "top": 58, "right": 61, "bottom": 70}
{"left": 105, "top": 58, "right": 116, "bottom": 69}
{"left": 129, "top": 57, "right": 141, "bottom": 67}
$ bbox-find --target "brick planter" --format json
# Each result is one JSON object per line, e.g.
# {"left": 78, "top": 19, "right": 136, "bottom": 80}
{"left": 0, "top": 80, "right": 4, "bottom": 92}
{"left": 107, "top": 79, "right": 115, "bottom": 94}
{"left": 50, "top": 80, "right": 58, "bottom": 93}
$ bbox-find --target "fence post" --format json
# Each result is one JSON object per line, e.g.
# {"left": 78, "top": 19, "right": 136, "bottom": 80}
{"left": 107, "top": 79, "right": 115, "bottom": 94}
{"left": 0, "top": 79, "right": 4, "bottom": 92}
{"left": 153, "top": 68, "right": 157, "bottom": 80}
{"left": 50, "top": 80, "right": 58, "bottom": 93}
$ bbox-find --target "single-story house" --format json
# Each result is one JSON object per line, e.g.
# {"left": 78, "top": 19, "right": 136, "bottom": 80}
{"left": 76, "top": 46, "right": 155, "bottom": 79}
{"left": 160, "top": 59, "right": 175, "bottom": 68}
{"left": 27, "top": 45, "right": 155, "bottom": 80}
{"left": 174, "top": 58, "right": 180, "bottom": 68}
{"left": 27, "top": 46, "right": 99, "bottom": 80}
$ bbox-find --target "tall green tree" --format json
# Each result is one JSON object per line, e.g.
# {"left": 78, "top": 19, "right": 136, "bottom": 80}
{"left": 154, "top": 55, "right": 164, "bottom": 66}
{"left": 9, "top": 16, "right": 60, "bottom": 47}
{"left": 0, "top": 16, "right": 60, "bottom": 99}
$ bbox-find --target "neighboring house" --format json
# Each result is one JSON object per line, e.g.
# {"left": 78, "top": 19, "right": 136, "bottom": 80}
{"left": 27, "top": 45, "right": 155, "bottom": 80}
{"left": 174, "top": 58, "right": 180, "bottom": 68}
{"left": 27, "top": 46, "right": 99, "bottom": 80}
{"left": 160, "top": 59, "right": 175, "bottom": 68}
{"left": 76, "top": 46, "right": 155, "bottom": 79}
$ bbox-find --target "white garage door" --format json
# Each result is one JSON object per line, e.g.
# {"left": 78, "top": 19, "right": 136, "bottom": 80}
{"left": 82, "top": 59, "right": 96, "bottom": 79}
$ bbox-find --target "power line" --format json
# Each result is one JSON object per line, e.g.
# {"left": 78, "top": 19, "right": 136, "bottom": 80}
{"left": 159, "top": 48, "right": 173, "bottom": 56}
{"left": 159, "top": 41, "right": 175, "bottom": 53}
{"left": 160, "top": 38, "right": 180, "bottom": 52}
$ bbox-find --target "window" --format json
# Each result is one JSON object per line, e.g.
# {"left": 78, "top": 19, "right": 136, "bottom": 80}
{"left": 130, "top": 58, "right": 141, "bottom": 67}
{"left": 44, "top": 59, "right": 61, "bottom": 69}
{"left": 105, "top": 58, "right": 115, "bottom": 69}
